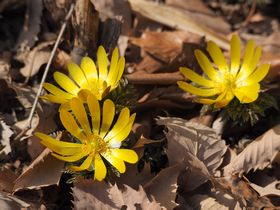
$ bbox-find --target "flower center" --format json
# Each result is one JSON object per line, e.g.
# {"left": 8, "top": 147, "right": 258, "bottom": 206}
{"left": 83, "top": 134, "right": 108, "bottom": 155}
{"left": 215, "top": 72, "right": 237, "bottom": 93}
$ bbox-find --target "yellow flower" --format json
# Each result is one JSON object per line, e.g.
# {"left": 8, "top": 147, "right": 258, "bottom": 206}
{"left": 42, "top": 46, "right": 125, "bottom": 108}
{"left": 177, "top": 35, "right": 270, "bottom": 108}
{"left": 35, "top": 94, "right": 138, "bottom": 181}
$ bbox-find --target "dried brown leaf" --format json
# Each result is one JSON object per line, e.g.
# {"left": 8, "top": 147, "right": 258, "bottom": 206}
{"left": 16, "top": 41, "right": 54, "bottom": 78}
{"left": 73, "top": 180, "right": 115, "bottom": 210}
{"left": 128, "top": 0, "right": 229, "bottom": 49}
{"left": 187, "top": 194, "right": 237, "bottom": 210}
{"left": 144, "top": 163, "right": 184, "bottom": 209}
{"left": 13, "top": 148, "right": 64, "bottom": 192}
{"left": 108, "top": 184, "right": 163, "bottom": 210}
{"left": 224, "top": 124, "right": 280, "bottom": 175}
{"left": 157, "top": 117, "right": 228, "bottom": 173}
{"left": 0, "top": 168, "right": 17, "bottom": 193}
{"left": 73, "top": 180, "right": 163, "bottom": 210}
{"left": 166, "top": 0, "right": 231, "bottom": 34}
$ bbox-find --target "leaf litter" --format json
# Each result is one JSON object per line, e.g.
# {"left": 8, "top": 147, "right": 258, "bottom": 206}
{"left": 0, "top": 0, "right": 280, "bottom": 209}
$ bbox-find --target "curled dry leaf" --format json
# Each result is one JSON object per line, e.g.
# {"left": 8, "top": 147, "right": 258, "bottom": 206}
{"left": 224, "top": 124, "right": 280, "bottom": 175}
{"left": 13, "top": 148, "right": 64, "bottom": 192}
{"left": 16, "top": 41, "right": 54, "bottom": 78}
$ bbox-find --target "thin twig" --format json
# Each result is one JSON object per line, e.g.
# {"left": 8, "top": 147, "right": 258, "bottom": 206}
{"left": 125, "top": 72, "right": 184, "bottom": 85}
{"left": 14, "top": 4, "right": 75, "bottom": 141}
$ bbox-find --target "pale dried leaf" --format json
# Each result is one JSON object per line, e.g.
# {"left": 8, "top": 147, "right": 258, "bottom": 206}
{"left": 144, "top": 163, "right": 184, "bottom": 209}
{"left": 188, "top": 194, "right": 229, "bottom": 210}
{"left": 187, "top": 194, "right": 241, "bottom": 210}
{"left": 224, "top": 124, "right": 280, "bottom": 175}
{"left": 13, "top": 148, "right": 64, "bottom": 192}
{"left": 73, "top": 179, "right": 116, "bottom": 210}
{"left": 0, "top": 120, "right": 13, "bottom": 155}
{"left": 17, "top": 41, "right": 54, "bottom": 78}
{"left": 250, "top": 182, "right": 280, "bottom": 197}
{"left": 166, "top": 0, "right": 231, "bottom": 34}
{"left": 157, "top": 117, "right": 228, "bottom": 173}
{"left": 73, "top": 180, "right": 163, "bottom": 210}
{"left": 0, "top": 191, "right": 30, "bottom": 210}
{"left": 108, "top": 184, "right": 163, "bottom": 210}
{"left": 128, "top": 0, "right": 229, "bottom": 49}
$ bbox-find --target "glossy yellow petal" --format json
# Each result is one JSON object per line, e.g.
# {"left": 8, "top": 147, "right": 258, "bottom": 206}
{"left": 233, "top": 83, "right": 260, "bottom": 103}
{"left": 70, "top": 98, "right": 91, "bottom": 135}
{"left": 53, "top": 72, "right": 79, "bottom": 94}
{"left": 207, "top": 41, "right": 229, "bottom": 72}
{"left": 194, "top": 50, "right": 220, "bottom": 81}
{"left": 177, "top": 81, "right": 218, "bottom": 97}
{"left": 97, "top": 46, "right": 108, "bottom": 80}
{"left": 245, "top": 63, "right": 270, "bottom": 85}
{"left": 80, "top": 56, "right": 98, "bottom": 82}
{"left": 43, "top": 83, "right": 74, "bottom": 99}
{"left": 35, "top": 132, "right": 82, "bottom": 155}
{"left": 59, "top": 110, "right": 87, "bottom": 142}
{"left": 94, "top": 153, "right": 107, "bottom": 181}
{"left": 214, "top": 91, "right": 234, "bottom": 108}
{"left": 195, "top": 90, "right": 227, "bottom": 105}
{"left": 115, "top": 57, "right": 125, "bottom": 86}
{"left": 99, "top": 99, "right": 115, "bottom": 138}
{"left": 230, "top": 34, "right": 241, "bottom": 77}
{"left": 102, "top": 151, "right": 126, "bottom": 173}
{"left": 41, "top": 94, "right": 69, "bottom": 104}
{"left": 246, "top": 47, "right": 262, "bottom": 77}
{"left": 87, "top": 94, "right": 100, "bottom": 135}
{"left": 237, "top": 40, "right": 255, "bottom": 79}
{"left": 107, "top": 47, "right": 119, "bottom": 85}
{"left": 52, "top": 152, "right": 87, "bottom": 162}
{"left": 179, "top": 67, "right": 214, "bottom": 87}
{"left": 70, "top": 155, "right": 94, "bottom": 171}
{"left": 68, "top": 62, "right": 88, "bottom": 88}
{"left": 109, "top": 113, "right": 136, "bottom": 143}
{"left": 111, "top": 149, "right": 138, "bottom": 163}
{"left": 104, "top": 108, "right": 130, "bottom": 142}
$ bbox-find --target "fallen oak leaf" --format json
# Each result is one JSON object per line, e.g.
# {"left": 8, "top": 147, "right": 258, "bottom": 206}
{"left": 108, "top": 184, "right": 163, "bottom": 210}
{"left": 13, "top": 147, "right": 64, "bottom": 192}
{"left": 157, "top": 117, "right": 228, "bottom": 173}
{"left": 224, "top": 124, "right": 280, "bottom": 175}
{"left": 144, "top": 163, "right": 185, "bottom": 209}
